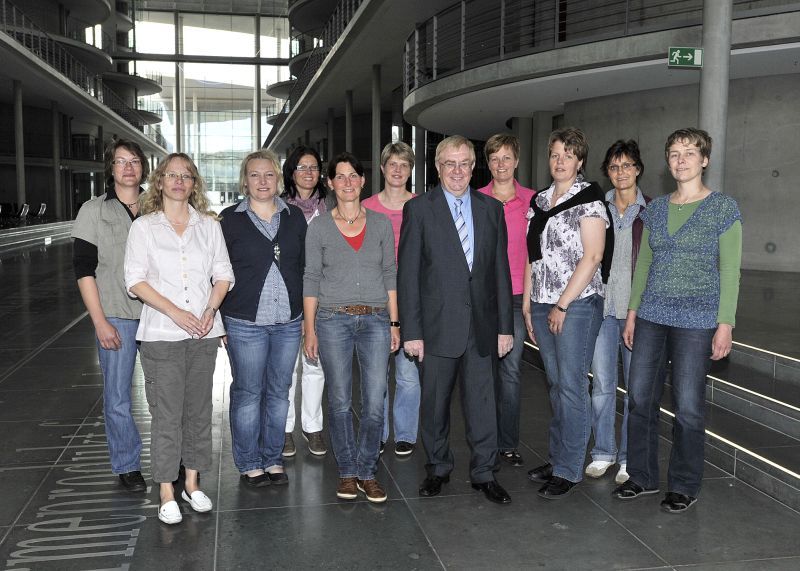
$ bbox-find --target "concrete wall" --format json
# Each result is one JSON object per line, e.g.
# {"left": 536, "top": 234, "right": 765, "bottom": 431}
{"left": 565, "top": 73, "right": 800, "bottom": 273}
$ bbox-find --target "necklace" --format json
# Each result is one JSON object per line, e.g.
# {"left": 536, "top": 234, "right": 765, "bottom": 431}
{"left": 336, "top": 208, "right": 361, "bottom": 225}
{"left": 673, "top": 192, "right": 701, "bottom": 211}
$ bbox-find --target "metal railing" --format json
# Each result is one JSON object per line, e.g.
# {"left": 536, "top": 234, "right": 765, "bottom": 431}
{"left": 404, "top": 0, "right": 800, "bottom": 96}
{"left": 267, "top": 0, "right": 363, "bottom": 144}
{"left": 0, "top": 0, "right": 163, "bottom": 148}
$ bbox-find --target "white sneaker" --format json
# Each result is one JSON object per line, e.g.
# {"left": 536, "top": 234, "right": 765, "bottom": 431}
{"left": 585, "top": 460, "right": 614, "bottom": 478}
{"left": 615, "top": 464, "right": 630, "bottom": 485}
{"left": 158, "top": 500, "right": 183, "bottom": 524}
{"left": 181, "top": 489, "right": 213, "bottom": 513}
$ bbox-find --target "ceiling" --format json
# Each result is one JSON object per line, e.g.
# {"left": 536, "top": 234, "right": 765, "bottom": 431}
{"left": 137, "top": 0, "right": 287, "bottom": 16}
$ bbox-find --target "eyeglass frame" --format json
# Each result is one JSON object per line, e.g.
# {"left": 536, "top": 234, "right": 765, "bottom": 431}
{"left": 162, "top": 172, "right": 196, "bottom": 182}
{"left": 112, "top": 158, "right": 143, "bottom": 168}
{"left": 438, "top": 160, "right": 475, "bottom": 172}
{"left": 607, "top": 162, "right": 638, "bottom": 174}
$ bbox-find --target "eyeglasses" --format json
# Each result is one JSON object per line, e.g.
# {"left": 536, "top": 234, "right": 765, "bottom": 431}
{"left": 332, "top": 172, "right": 362, "bottom": 183}
{"left": 295, "top": 165, "right": 320, "bottom": 172}
{"left": 163, "top": 172, "right": 195, "bottom": 182}
{"left": 112, "top": 158, "right": 142, "bottom": 168}
{"left": 607, "top": 162, "right": 637, "bottom": 174}
{"left": 440, "top": 161, "right": 474, "bottom": 172}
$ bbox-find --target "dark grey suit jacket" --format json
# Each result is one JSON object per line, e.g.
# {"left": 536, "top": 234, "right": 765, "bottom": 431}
{"left": 397, "top": 185, "right": 514, "bottom": 358}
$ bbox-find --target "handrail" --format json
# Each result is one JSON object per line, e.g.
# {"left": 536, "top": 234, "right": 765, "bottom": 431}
{"left": 404, "top": 0, "right": 800, "bottom": 97}
{"left": 0, "top": 0, "right": 163, "bottom": 148}
{"left": 266, "top": 0, "right": 363, "bottom": 146}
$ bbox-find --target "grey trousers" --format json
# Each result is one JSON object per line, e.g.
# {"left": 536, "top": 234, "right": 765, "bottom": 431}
{"left": 139, "top": 338, "right": 219, "bottom": 483}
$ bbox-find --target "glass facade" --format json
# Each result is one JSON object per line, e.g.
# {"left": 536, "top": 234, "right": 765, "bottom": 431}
{"left": 134, "top": 10, "right": 289, "bottom": 206}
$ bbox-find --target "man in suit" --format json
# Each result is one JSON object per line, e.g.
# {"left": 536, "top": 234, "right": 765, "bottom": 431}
{"left": 398, "top": 135, "right": 514, "bottom": 504}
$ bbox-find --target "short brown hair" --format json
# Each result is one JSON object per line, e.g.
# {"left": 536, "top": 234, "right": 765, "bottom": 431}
{"left": 664, "top": 128, "right": 712, "bottom": 160}
{"left": 239, "top": 149, "right": 284, "bottom": 196}
{"left": 104, "top": 138, "right": 149, "bottom": 186}
{"left": 380, "top": 141, "right": 415, "bottom": 168}
{"left": 484, "top": 134, "right": 519, "bottom": 161}
{"left": 548, "top": 127, "right": 589, "bottom": 174}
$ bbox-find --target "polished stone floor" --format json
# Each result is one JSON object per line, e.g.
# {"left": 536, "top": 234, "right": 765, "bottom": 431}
{"left": 1, "top": 243, "right": 799, "bottom": 570}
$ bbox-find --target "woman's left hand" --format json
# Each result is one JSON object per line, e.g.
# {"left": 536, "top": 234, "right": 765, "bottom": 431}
{"left": 547, "top": 306, "right": 566, "bottom": 335}
{"left": 198, "top": 307, "right": 216, "bottom": 338}
{"left": 390, "top": 326, "right": 401, "bottom": 353}
{"left": 711, "top": 323, "right": 733, "bottom": 360}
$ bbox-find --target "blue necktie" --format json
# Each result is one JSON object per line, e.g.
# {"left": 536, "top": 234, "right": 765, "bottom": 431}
{"left": 455, "top": 198, "right": 472, "bottom": 271}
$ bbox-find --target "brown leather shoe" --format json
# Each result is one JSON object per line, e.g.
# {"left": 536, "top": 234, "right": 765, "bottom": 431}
{"left": 357, "top": 479, "right": 387, "bottom": 503}
{"left": 336, "top": 477, "right": 358, "bottom": 500}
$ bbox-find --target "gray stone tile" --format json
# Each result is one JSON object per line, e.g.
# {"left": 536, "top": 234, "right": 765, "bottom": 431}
{"left": 408, "top": 491, "right": 666, "bottom": 570}
{"left": 0, "top": 469, "right": 49, "bottom": 527}
{"left": 0, "top": 388, "right": 101, "bottom": 422}
{"left": 675, "top": 557, "right": 800, "bottom": 569}
{"left": 214, "top": 503, "right": 442, "bottom": 569}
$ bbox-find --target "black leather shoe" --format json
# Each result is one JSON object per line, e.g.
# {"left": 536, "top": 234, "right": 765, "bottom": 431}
{"left": 419, "top": 475, "right": 450, "bottom": 497}
{"left": 660, "top": 491, "right": 697, "bottom": 513}
{"left": 240, "top": 473, "right": 270, "bottom": 487}
{"left": 471, "top": 479, "right": 511, "bottom": 504}
{"left": 537, "top": 476, "right": 578, "bottom": 499}
{"left": 119, "top": 471, "right": 146, "bottom": 492}
{"left": 527, "top": 462, "right": 553, "bottom": 483}
{"left": 612, "top": 480, "right": 660, "bottom": 500}
{"left": 267, "top": 471, "right": 289, "bottom": 485}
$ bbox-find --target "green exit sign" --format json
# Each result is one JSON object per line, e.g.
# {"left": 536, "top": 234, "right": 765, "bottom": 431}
{"left": 668, "top": 47, "right": 703, "bottom": 68}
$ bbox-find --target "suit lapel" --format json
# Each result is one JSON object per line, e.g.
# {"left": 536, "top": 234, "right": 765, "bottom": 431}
{"left": 470, "top": 191, "right": 486, "bottom": 272}
{"left": 430, "top": 186, "right": 471, "bottom": 274}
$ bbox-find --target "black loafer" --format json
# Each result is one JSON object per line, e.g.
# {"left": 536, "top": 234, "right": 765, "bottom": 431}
{"left": 537, "top": 476, "right": 578, "bottom": 499}
{"left": 471, "top": 480, "right": 511, "bottom": 504}
{"left": 240, "top": 473, "right": 270, "bottom": 487}
{"left": 119, "top": 470, "right": 146, "bottom": 493}
{"left": 660, "top": 492, "right": 697, "bottom": 513}
{"left": 612, "top": 480, "right": 660, "bottom": 500}
{"left": 500, "top": 450, "right": 524, "bottom": 467}
{"left": 267, "top": 471, "right": 289, "bottom": 485}
{"left": 419, "top": 475, "right": 450, "bottom": 497}
{"left": 394, "top": 441, "right": 415, "bottom": 456}
{"left": 527, "top": 462, "right": 553, "bottom": 483}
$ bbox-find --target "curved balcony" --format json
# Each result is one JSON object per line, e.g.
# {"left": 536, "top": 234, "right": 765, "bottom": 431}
{"left": 49, "top": 33, "right": 113, "bottom": 72}
{"left": 60, "top": 0, "right": 112, "bottom": 25}
{"left": 103, "top": 71, "right": 163, "bottom": 96}
{"left": 114, "top": 1, "right": 134, "bottom": 33}
{"left": 288, "top": 0, "right": 339, "bottom": 37}
{"left": 403, "top": 0, "right": 800, "bottom": 138}
{"left": 265, "top": 79, "right": 296, "bottom": 100}
{"left": 289, "top": 47, "right": 315, "bottom": 77}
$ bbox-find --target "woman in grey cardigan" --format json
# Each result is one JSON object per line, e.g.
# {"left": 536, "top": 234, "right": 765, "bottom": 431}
{"left": 303, "top": 152, "right": 399, "bottom": 504}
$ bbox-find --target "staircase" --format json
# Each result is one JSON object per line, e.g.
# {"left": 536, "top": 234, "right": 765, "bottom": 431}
{"left": 523, "top": 339, "right": 800, "bottom": 511}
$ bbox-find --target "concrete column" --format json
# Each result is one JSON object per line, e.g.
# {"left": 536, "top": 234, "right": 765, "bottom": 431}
{"left": 51, "top": 101, "right": 63, "bottom": 220}
{"left": 371, "top": 64, "right": 382, "bottom": 193}
{"left": 699, "top": 0, "right": 732, "bottom": 192}
{"left": 510, "top": 117, "right": 533, "bottom": 189}
{"left": 254, "top": 65, "right": 262, "bottom": 148}
{"left": 345, "top": 89, "right": 353, "bottom": 152}
{"left": 414, "top": 126, "right": 426, "bottom": 194}
{"left": 174, "top": 61, "right": 182, "bottom": 153}
{"left": 327, "top": 107, "right": 335, "bottom": 161}
{"left": 13, "top": 80, "right": 26, "bottom": 207}
{"left": 532, "top": 111, "right": 555, "bottom": 190}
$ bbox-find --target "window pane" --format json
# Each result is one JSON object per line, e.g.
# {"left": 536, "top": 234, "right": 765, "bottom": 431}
{"left": 137, "top": 11, "right": 175, "bottom": 55}
{"left": 260, "top": 16, "right": 290, "bottom": 58}
{"left": 180, "top": 13, "right": 255, "bottom": 57}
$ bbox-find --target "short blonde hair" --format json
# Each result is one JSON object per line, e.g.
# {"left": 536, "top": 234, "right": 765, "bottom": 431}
{"left": 380, "top": 141, "right": 415, "bottom": 168}
{"left": 239, "top": 149, "right": 284, "bottom": 196}
{"left": 435, "top": 135, "right": 475, "bottom": 165}
{"left": 141, "top": 153, "right": 216, "bottom": 218}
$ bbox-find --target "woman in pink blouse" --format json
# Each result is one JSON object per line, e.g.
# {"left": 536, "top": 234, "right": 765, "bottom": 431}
{"left": 476, "top": 134, "right": 535, "bottom": 467}
{"left": 124, "top": 153, "right": 234, "bottom": 525}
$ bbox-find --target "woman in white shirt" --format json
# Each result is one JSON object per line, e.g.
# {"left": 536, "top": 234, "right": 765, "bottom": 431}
{"left": 124, "top": 153, "right": 234, "bottom": 525}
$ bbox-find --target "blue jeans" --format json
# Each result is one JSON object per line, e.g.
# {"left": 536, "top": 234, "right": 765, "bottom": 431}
{"left": 225, "top": 317, "right": 302, "bottom": 472}
{"left": 589, "top": 316, "right": 631, "bottom": 463}
{"left": 97, "top": 317, "right": 142, "bottom": 474}
{"left": 316, "top": 308, "right": 390, "bottom": 481}
{"left": 382, "top": 349, "right": 421, "bottom": 444}
{"left": 496, "top": 294, "right": 527, "bottom": 452}
{"left": 627, "top": 317, "right": 713, "bottom": 497}
{"left": 532, "top": 294, "right": 603, "bottom": 483}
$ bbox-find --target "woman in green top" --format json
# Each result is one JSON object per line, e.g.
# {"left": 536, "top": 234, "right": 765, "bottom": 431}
{"left": 612, "top": 128, "right": 742, "bottom": 514}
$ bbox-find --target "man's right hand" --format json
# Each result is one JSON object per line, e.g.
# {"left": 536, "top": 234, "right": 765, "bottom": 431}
{"left": 404, "top": 340, "right": 424, "bottom": 362}
{"left": 95, "top": 318, "right": 122, "bottom": 350}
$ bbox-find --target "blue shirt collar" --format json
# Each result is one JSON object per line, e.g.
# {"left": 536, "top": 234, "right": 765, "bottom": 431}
{"left": 236, "top": 196, "right": 290, "bottom": 215}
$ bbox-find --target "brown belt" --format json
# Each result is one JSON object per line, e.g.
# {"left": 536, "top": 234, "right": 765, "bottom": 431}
{"left": 331, "top": 305, "right": 384, "bottom": 316}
